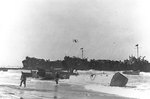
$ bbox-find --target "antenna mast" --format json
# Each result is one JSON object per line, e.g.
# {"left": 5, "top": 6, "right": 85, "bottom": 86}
{"left": 80, "top": 48, "right": 83, "bottom": 59}
{"left": 136, "top": 44, "right": 139, "bottom": 58}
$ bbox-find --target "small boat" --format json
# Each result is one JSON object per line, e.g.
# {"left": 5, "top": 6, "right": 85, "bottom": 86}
{"left": 37, "top": 68, "right": 72, "bottom": 80}
{"left": 2, "top": 68, "right": 8, "bottom": 72}
{"left": 39, "top": 71, "right": 70, "bottom": 80}
{"left": 122, "top": 70, "right": 140, "bottom": 75}
{"left": 0, "top": 68, "right": 8, "bottom": 72}
{"left": 22, "top": 70, "right": 38, "bottom": 78}
{"left": 22, "top": 72, "right": 32, "bottom": 77}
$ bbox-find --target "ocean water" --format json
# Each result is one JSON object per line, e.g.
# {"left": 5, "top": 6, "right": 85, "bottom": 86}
{"left": 0, "top": 70, "right": 61, "bottom": 99}
{"left": 0, "top": 70, "right": 149, "bottom": 99}
{"left": 67, "top": 70, "right": 150, "bottom": 99}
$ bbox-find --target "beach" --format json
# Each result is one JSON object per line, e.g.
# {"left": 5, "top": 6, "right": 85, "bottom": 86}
{"left": 0, "top": 80, "right": 132, "bottom": 99}
{"left": 0, "top": 70, "right": 149, "bottom": 99}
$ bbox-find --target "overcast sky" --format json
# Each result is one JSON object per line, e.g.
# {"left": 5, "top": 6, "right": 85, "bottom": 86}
{"left": 0, "top": 0, "right": 150, "bottom": 67}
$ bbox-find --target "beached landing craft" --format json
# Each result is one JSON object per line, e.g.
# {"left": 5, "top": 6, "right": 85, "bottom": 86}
{"left": 21, "top": 70, "right": 38, "bottom": 78}
{"left": 110, "top": 72, "right": 128, "bottom": 87}
{"left": 37, "top": 68, "right": 78, "bottom": 80}
{"left": 122, "top": 70, "right": 140, "bottom": 75}
{"left": 0, "top": 68, "right": 8, "bottom": 72}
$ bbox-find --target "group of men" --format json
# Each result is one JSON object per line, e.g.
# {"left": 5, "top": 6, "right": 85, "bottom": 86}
{"left": 20, "top": 71, "right": 60, "bottom": 87}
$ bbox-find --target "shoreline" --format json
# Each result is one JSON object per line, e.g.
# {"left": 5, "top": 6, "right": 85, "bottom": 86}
{"left": 0, "top": 70, "right": 139, "bottom": 99}
{"left": 0, "top": 81, "right": 135, "bottom": 99}
{"left": 58, "top": 82, "right": 135, "bottom": 99}
{"left": 84, "top": 84, "right": 138, "bottom": 99}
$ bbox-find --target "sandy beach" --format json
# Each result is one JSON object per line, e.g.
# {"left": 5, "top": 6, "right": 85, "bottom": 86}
{"left": 0, "top": 82, "right": 134, "bottom": 99}
{"left": 1, "top": 70, "right": 148, "bottom": 99}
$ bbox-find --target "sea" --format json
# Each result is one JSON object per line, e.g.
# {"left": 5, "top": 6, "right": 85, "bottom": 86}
{"left": 0, "top": 70, "right": 150, "bottom": 99}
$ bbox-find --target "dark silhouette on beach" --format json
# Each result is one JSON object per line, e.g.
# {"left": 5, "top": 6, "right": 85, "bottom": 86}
{"left": 20, "top": 72, "right": 27, "bottom": 87}
{"left": 55, "top": 72, "right": 59, "bottom": 84}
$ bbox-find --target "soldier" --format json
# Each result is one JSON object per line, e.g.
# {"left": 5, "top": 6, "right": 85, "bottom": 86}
{"left": 20, "top": 72, "right": 27, "bottom": 87}
{"left": 55, "top": 72, "right": 59, "bottom": 84}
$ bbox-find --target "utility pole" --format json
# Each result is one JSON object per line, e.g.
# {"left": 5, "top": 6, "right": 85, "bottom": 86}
{"left": 80, "top": 48, "right": 83, "bottom": 59}
{"left": 136, "top": 44, "right": 139, "bottom": 58}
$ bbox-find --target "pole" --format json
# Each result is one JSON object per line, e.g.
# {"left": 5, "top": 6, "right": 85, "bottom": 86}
{"left": 80, "top": 48, "right": 83, "bottom": 59}
{"left": 136, "top": 44, "right": 139, "bottom": 58}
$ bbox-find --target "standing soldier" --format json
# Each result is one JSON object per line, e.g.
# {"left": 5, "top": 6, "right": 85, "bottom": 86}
{"left": 55, "top": 72, "right": 59, "bottom": 84}
{"left": 20, "top": 72, "right": 27, "bottom": 87}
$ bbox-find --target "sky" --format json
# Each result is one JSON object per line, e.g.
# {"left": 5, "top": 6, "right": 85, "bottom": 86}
{"left": 0, "top": 0, "right": 150, "bottom": 67}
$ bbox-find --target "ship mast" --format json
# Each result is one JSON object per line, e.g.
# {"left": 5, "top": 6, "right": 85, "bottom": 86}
{"left": 136, "top": 44, "right": 139, "bottom": 58}
{"left": 80, "top": 48, "right": 83, "bottom": 59}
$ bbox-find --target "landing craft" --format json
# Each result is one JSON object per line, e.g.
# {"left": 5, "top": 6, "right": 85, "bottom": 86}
{"left": 37, "top": 68, "right": 70, "bottom": 80}
{"left": 122, "top": 70, "right": 140, "bottom": 75}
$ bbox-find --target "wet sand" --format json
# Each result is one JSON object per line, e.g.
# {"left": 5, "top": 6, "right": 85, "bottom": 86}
{"left": 0, "top": 83, "right": 135, "bottom": 99}
{"left": 55, "top": 84, "right": 135, "bottom": 99}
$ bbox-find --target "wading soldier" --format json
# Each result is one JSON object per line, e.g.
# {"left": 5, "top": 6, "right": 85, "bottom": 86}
{"left": 20, "top": 72, "right": 27, "bottom": 87}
